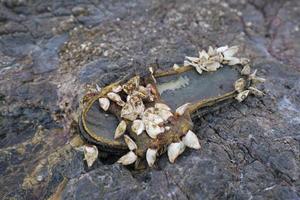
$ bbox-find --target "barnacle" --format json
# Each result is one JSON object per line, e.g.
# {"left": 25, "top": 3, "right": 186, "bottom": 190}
{"left": 168, "top": 142, "right": 186, "bottom": 163}
{"left": 98, "top": 97, "right": 110, "bottom": 111}
{"left": 83, "top": 145, "right": 99, "bottom": 167}
{"left": 182, "top": 130, "right": 201, "bottom": 149}
{"left": 79, "top": 45, "right": 265, "bottom": 169}
{"left": 131, "top": 120, "right": 145, "bottom": 135}
{"left": 146, "top": 148, "right": 158, "bottom": 167}
{"left": 114, "top": 120, "right": 127, "bottom": 139}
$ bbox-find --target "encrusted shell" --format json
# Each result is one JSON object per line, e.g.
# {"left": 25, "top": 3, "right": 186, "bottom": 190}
{"left": 83, "top": 145, "right": 98, "bottom": 167}
{"left": 124, "top": 135, "right": 137, "bottom": 150}
{"left": 117, "top": 151, "right": 137, "bottom": 165}
{"left": 182, "top": 130, "right": 201, "bottom": 149}
{"left": 131, "top": 120, "right": 145, "bottom": 135}
{"left": 167, "top": 142, "right": 186, "bottom": 163}
{"left": 98, "top": 97, "right": 110, "bottom": 111}
{"left": 114, "top": 120, "right": 127, "bottom": 139}
{"left": 146, "top": 148, "right": 158, "bottom": 167}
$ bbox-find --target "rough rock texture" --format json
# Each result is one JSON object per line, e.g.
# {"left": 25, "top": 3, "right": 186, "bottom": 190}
{"left": 0, "top": 0, "right": 299, "bottom": 199}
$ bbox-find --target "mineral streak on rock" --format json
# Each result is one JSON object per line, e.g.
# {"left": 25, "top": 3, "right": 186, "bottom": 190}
{"left": 0, "top": 0, "right": 300, "bottom": 199}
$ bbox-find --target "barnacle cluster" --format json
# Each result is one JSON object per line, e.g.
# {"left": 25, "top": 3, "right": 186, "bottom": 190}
{"left": 182, "top": 45, "right": 265, "bottom": 102}
{"left": 82, "top": 45, "right": 265, "bottom": 168}
{"left": 92, "top": 76, "right": 200, "bottom": 167}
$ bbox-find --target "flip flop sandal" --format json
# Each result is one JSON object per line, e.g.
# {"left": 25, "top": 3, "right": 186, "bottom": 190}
{"left": 79, "top": 45, "right": 265, "bottom": 168}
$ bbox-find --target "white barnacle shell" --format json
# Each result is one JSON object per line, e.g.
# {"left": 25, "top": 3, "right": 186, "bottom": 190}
{"left": 236, "top": 90, "right": 250, "bottom": 102}
{"left": 149, "top": 66, "right": 154, "bottom": 74}
{"left": 131, "top": 120, "right": 145, "bottom": 135}
{"left": 234, "top": 78, "right": 246, "bottom": 93}
{"left": 124, "top": 135, "right": 137, "bottom": 150}
{"left": 208, "top": 46, "right": 215, "bottom": 56}
{"left": 186, "top": 56, "right": 200, "bottom": 62}
{"left": 167, "top": 142, "right": 186, "bottom": 163}
{"left": 114, "top": 120, "right": 127, "bottom": 139}
{"left": 195, "top": 65, "right": 203, "bottom": 74}
{"left": 98, "top": 97, "right": 110, "bottom": 111}
{"left": 205, "top": 61, "right": 221, "bottom": 71}
{"left": 155, "top": 109, "right": 173, "bottom": 121}
{"left": 144, "top": 120, "right": 165, "bottom": 139}
{"left": 117, "top": 151, "right": 137, "bottom": 165}
{"left": 142, "top": 112, "right": 164, "bottom": 125}
{"left": 175, "top": 103, "right": 191, "bottom": 116}
{"left": 184, "top": 60, "right": 198, "bottom": 68}
{"left": 210, "top": 54, "right": 223, "bottom": 63}
{"left": 155, "top": 103, "right": 171, "bottom": 111}
{"left": 107, "top": 92, "right": 125, "bottom": 106}
{"left": 146, "top": 148, "right": 158, "bottom": 167}
{"left": 249, "top": 87, "right": 264, "bottom": 97}
{"left": 112, "top": 85, "right": 122, "bottom": 93}
{"left": 83, "top": 145, "right": 98, "bottom": 167}
{"left": 199, "top": 50, "right": 209, "bottom": 59}
{"left": 222, "top": 45, "right": 239, "bottom": 59}
{"left": 182, "top": 130, "right": 201, "bottom": 149}
{"left": 173, "top": 64, "right": 180, "bottom": 70}
{"left": 241, "top": 65, "right": 251, "bottom": 75}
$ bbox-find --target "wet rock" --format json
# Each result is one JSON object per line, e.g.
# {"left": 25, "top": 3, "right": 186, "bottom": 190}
{"left": 0, "top": 0, "right": 300, "bottom": 199}
{"left": 61, "top": 165, "right": 139, "bottom": 200}
{"left": 32, "top": 34, "right": 68, "bottom": 74}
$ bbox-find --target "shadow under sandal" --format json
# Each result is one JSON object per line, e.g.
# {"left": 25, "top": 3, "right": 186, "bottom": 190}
{"left": 78, "top": 45, "right": 265, "bottom": 169}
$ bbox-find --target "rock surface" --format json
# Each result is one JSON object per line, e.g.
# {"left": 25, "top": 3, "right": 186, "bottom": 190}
{"left": 0, "top": 0, "right": 299, "bottom": 199}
